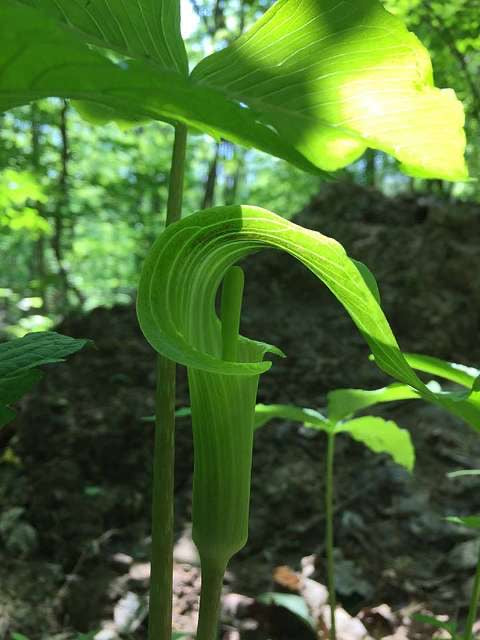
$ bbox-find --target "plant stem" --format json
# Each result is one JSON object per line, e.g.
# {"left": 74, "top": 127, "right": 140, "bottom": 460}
{"left": 465, "top": 540, "right": 480, "bottom": 640}
{"left": 325, "top": 430, "right": 337, "bottom": 640}
{"left": 196, "top": 562, "right": 226, "bottom": 640}
{"left": 149, "top": 123, "right": 187, "bottom": 640}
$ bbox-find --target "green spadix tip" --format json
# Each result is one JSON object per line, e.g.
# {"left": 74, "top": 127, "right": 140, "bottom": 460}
{"left": 221, "top": 266, "right": 245, "bottom": 362}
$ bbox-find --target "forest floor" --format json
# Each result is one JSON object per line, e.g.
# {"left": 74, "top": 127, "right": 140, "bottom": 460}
{"left": 1, "top": 183, "right": 480, "bottom": 640}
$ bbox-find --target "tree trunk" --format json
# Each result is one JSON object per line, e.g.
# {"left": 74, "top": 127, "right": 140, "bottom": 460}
{"left": 30, "top": 104, "right": 49, "bottom": 312}
{"left": 52, "top": 101, "right": 85, "bottom": 307}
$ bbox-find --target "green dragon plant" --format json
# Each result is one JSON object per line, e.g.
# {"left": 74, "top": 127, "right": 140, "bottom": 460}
{"left": 0, "top": 0, "right": 470, "bottom": 638}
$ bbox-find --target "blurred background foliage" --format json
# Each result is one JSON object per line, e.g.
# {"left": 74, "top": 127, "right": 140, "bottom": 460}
{"left": 1, "top": 0, "right": 479, "bottom": 335}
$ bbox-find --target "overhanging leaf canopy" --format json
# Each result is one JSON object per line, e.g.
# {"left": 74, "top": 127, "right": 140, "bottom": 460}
{"left": 16, "top": 0, "right": 188, "bottom": 74}
{"left": 0, "top": 0, "right": 468, "bottom": 179}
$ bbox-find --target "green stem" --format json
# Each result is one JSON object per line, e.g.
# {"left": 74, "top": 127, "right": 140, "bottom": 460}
{"left": 149, "top": 123, "right": 187, "bottom": 640}
{"left": 196, "top": 562, "right": 226, "bottom": 640}
{"left": 464, "top": 541, "right": 480, "bottom": 640}
{"left": 221, "top": 266, "right": 245, "bottom": 361}
{"left": 325, "top": 430, "right": 337, "bottom": 640}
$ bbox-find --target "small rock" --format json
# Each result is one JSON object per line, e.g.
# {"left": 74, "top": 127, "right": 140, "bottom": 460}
{"left": 174, "top": 529, "right": 200, "bottom": 566}
{"left": 323, "top": 606, "right": 368, "bottom": 640}
{"left": 222, "top": 593, "right": 255, "bottom": 620}
{"left": 129, "top": 562, "right": 151, "bottom": 586}
{"left": 94, "top": 629, "right": 119, "bottom": 640}
{"left": 110, "top": 552, "right": 133, "bottom": 570}
{"left": 300, "top": 577, "right": 328, "bottom": 620}
{"left": 113, "top": 591, "right": 145, "bottom": 632}
{"left": 301, "top": 555, "right": 316, "bottom": 578}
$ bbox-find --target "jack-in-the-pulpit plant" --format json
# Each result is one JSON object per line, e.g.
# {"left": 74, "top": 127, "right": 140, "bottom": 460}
{"left": 136, "top": 204, "right": 479, "bottom": 638}
{"left": 0, "top": 0, "right": 470, "bottom": 637}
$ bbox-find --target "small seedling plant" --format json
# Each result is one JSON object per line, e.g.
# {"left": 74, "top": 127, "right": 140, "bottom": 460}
{"left": 0, "top": 0, "right": 474, "bottom": 638}
{"left": 255, "top": 389, "right": 416, "bottom": 640}
{"left": 255, "top": 354, "right": 480, "bottom": 639}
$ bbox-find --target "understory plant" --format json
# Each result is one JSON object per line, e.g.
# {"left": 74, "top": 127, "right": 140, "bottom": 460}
{"left": 0, "top": 0, "right": 472, "bottom": 638}
{"left": 0, "top": 331, "right": 89, "bottom": 428}
{"left": 255, "top": 391, "right": 415, "bottom": 640}
{"left": 256, "top": 353, "right": 480, "bottom": 639}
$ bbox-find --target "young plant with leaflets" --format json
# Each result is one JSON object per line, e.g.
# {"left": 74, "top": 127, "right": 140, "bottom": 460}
{"left": 256, "top": 352, "right": 480, "bottom": 640}
{"left": 255, "top": 393, "right": 415, "bottom": 640}
{"left": 0, "top": 0, "right": 469, "bottom": 638}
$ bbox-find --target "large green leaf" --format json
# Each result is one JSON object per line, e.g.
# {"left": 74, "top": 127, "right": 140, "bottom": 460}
{"left": 0, "top": 0, "right": 467, "bottom": 179}
{"left": 16, "top": 0, "right": 188, "bottom": 74}
{"left": 0, "top": 331, "right": 89, "bottom": 428}
{"left": 192, "top": 0, "right": 468, "bottom": 179}
{"left": 0, "top": 1, "right": 326, "bottom": 174}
